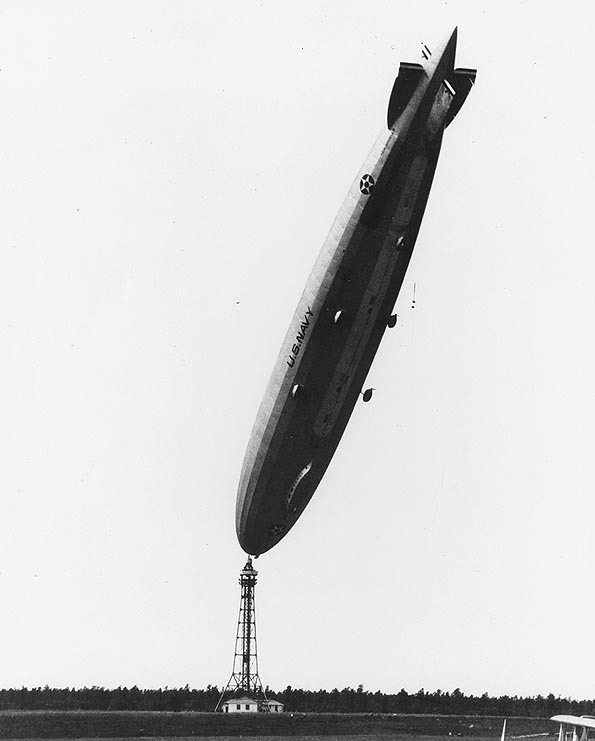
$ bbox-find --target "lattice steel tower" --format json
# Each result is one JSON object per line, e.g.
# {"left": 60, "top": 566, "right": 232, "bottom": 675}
{"left": 215, "top": 557, "right": 269, "bottom": 711}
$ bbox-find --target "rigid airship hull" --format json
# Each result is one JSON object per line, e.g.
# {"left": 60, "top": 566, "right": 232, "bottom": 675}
{"left": 236, "top": 29, "right": 475, "bottom": 555}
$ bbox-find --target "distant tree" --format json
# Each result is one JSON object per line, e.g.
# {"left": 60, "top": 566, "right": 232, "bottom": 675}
{"left": 1, "top": 684, "right": 595, "bottom": 715}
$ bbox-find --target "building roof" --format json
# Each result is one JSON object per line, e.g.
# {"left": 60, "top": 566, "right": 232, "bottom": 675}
{"left": 221, "top": 695, "right": 283, "bottom": 707}
{"left": 222, "top": 696, "right": 259, "bottom": 705}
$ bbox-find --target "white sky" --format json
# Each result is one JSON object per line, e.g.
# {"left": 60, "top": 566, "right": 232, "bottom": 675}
{"left": 2, "top": 0, "right": 595, "bottom": 700}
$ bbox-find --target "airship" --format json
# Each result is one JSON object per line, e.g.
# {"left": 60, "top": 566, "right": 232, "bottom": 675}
{"left": 236, "top": 28, "right": 476, "bottom": 556}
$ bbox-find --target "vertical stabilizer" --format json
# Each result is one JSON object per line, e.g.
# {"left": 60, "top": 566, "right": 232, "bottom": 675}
{"left": 444, "top": 68, "right": 477, "bottom": 127}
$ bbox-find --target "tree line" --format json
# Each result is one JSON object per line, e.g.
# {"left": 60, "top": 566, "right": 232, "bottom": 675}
{"left": 0, "top": 685, "right": 593, "bottom": 715}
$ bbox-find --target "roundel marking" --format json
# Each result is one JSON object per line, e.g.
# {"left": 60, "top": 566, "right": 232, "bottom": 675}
{"left": 359, "top": 173, "right": 375, "bottom": 195}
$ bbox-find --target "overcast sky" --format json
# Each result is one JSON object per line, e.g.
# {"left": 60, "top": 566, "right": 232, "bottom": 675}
{"left": 2, "top": 0, "right": 595, "bottom": 700}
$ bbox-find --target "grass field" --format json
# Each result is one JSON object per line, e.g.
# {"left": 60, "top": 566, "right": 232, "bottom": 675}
{"left": 0, "top": 737, "right": 550, "bottom": 741}
{"left": 0, "top": 711, "right": 557, "bottom": 740}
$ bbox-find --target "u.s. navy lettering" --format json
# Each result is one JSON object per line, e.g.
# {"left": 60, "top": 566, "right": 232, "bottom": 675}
{"left": 287, "top": 307, "right": 314, "bottom": 367}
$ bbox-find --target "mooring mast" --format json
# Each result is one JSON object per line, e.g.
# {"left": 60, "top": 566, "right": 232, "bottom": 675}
{"left": 215, "top": 557, "right": 269, "bottom": 711}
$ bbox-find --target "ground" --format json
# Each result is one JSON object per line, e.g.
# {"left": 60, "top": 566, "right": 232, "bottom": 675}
{"left": 0, "top": 711, "right": 556, "bottom": 739}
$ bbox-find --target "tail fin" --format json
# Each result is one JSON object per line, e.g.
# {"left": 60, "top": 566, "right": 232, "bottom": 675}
{"left": 444, "top": 67, "right": 477, "bottom": 127}
{"left": 387, "top": 62, "right": 425, "bottom": 129}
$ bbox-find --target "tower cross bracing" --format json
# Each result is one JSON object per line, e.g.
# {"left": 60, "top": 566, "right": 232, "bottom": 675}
{"left": 216, "top": 558, "right": 269, "bottom": 711}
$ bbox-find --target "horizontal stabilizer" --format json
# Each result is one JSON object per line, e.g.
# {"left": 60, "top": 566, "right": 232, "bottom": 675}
{"left": 387, "top": 62, "right": 425, "bottom": 129}
{"left": 444, "top": 67, "right": 477, "bottom": 127}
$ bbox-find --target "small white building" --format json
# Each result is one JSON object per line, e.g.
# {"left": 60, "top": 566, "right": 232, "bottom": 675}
{"left": 222, "top": 696, "right": 259, "bottom": 713}
{"left": 221, "top": 696, "right": 284, "bottom": 713}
